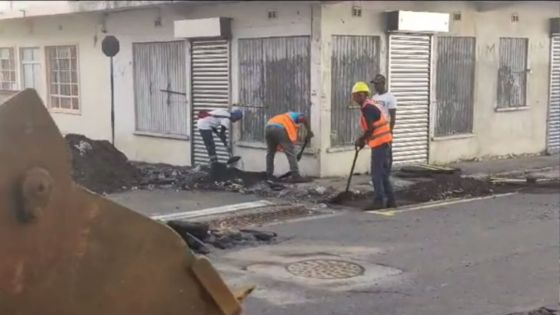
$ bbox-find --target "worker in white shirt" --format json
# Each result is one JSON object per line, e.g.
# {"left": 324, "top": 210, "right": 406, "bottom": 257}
{"left": 370, "top": 74, "right": 396, "bottom": 167}
{"left": 197, "top": 108, "right": 243, "bottom": 165}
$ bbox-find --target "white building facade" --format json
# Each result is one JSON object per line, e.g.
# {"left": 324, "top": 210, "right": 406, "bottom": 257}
{"left": 0, "top": 1, "right": 558, "bottom": 177}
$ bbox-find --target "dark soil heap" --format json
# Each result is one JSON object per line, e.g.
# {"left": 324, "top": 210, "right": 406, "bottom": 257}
{"left": 399, "top": 174, "right": 494, "bottom": 202}
{"left": 507, "top": 307, "right": 558, "bottom": 315}
{"left": 65, "top": 134, "right": 141, "bottom": 194}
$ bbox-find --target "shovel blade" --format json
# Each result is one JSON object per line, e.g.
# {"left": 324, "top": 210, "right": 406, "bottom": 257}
{"left": 328, "top": 191, "right": 355, "bottom": 204}
{"left": 227, "top": 156, "right": 241, "bottom": 165}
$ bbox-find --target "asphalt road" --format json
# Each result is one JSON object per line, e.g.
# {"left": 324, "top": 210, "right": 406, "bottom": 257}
{"left": 212, "top": 190, "right": 559, "bottom": 315}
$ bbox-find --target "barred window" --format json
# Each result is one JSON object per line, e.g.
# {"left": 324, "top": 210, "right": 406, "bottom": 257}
{"left": 497, "top": 38, "right": 528, "bottom": 108}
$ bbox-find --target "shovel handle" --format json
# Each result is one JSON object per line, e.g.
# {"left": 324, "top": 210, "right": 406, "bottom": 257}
{"left": 345, "top": 147, "right": 361, "bottom": 192}
{"left": 296, "top": 138, "right": 309, "bottom": 161}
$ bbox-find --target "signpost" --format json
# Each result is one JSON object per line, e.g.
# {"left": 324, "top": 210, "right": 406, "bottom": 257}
{"left": 101, "top": 35, "right": 120, "bottom": 144}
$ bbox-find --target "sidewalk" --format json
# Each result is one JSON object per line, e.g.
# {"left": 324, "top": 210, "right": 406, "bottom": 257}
{"left": 108, "top": 154, "right": 559, "bottom": 223}
{"left": 449, "top": 154, "right": 559, "bottom": 178}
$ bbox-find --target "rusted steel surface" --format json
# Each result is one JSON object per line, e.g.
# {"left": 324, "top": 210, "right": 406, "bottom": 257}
{"left": 0, "top": 90, "right": 245, "bottom": 315}
{"left": 435, "top": 36, "right": 475, "bottom": 137}
{"left": 497, "top": 37, "right": 528, "bottom": 108}
{"left": 238, "top": 36, "right": 311, "bottom": 142}
{"left": 330, "top": 35, "right": 380, "bottom": 147}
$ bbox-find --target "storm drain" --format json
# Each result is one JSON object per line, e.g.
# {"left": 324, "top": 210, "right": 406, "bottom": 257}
{"left": 285, "top": 259, "right": 365, "bottom": 279}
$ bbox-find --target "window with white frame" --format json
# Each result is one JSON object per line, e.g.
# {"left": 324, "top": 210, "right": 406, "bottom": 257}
{"left": 20, "top": 47, "right": 42, "bottom": 94}
{"left": 0, "top": 47, "right": 17, "bottom": 91}
{"left": 45, "top": 45, "right": 79, "bottom": 111}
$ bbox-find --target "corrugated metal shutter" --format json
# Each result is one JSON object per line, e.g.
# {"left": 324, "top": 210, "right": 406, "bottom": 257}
{"left": 388, "top": 34, "right": 431, "bottom": 165}
{"left": 191, "top": 40, "right": 231, "bottom": 166}
{"left": 548, "top": 35, "right": 560, "bottom": 154}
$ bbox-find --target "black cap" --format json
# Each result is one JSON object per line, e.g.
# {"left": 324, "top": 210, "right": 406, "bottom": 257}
{"left": 370, "top": 74, "right": 386, "bottom": 84}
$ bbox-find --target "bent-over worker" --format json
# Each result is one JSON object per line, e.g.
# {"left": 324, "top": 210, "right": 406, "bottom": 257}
{"left": 197, "top": 108, "right": 243, "bottom": 165}
{"left": 352, "top": 81, "right": 396, "bottom": 210}
{"left": 265, "top": 112, "right": 313, "bottom": 182}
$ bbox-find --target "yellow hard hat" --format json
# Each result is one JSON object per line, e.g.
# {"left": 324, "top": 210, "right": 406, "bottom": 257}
{"left": 351, "top": 81, "right": 370, "bottom": 95}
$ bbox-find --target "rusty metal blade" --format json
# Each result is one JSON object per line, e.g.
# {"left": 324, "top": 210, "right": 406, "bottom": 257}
{"left": 0, "top": 89, "right": 244, "bottom": 315}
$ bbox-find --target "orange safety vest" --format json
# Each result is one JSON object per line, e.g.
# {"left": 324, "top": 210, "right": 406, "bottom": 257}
{"left": 359, "top": 100, "right": 393, "bottom": 148}
{"left": 267, "top": 113, "right": 299, "bottom": 143}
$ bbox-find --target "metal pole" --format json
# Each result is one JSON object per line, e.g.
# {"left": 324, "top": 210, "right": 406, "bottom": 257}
{"left": 110, "top": 56, "right": 115, "bottom": 145}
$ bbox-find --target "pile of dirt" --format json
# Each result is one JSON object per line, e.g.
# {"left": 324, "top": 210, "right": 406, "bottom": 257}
{"left": 136, "top": 162, "right": 207, "bottom": 190}
{"left": 507, "top": 307, "right": 558, "bottom": 315}
{"left": 327, "top": 174, "right": 496, "bottom": 208}
{"left": 398, "top": 174, "right": 494, "bottom": 203}
{"left": 65, "top": 134, "right": 141, "bottom": 194}
{"left": 135, "top": 162, "right": 269, "bottom": 193}
{"left": 204, "top": 163, "right": 267, "bottom": 188}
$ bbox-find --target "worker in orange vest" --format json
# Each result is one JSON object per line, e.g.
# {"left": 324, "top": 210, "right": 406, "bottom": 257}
{"left": 352, "top": 81, "right": 396, "bottom": 210}
{"left": 265, "top": 112, "right": 313, "bottom": 182}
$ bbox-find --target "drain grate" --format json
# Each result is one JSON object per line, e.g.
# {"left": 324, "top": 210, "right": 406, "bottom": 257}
{"left": 285, "top": 259, "right": 365, "bottom": 279}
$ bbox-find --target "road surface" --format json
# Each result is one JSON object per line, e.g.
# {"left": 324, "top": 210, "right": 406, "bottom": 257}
{"left": 212, "top": 190, "right": 559, "bottom": 315}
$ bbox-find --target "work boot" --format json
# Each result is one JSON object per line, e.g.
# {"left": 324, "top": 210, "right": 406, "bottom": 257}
{"left": 362, "top": 200, "right": 385, "bottom": 211}
{"left": 386, "top": 199, "right": 397, "bottom": 209}
{"left": 285, "top": 174, "right": 311, "bottom": 184}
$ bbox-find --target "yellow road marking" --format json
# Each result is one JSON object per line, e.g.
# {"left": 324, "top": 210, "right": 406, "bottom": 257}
{"left": 367, "top": 193, "right": 517, "bottom": 216}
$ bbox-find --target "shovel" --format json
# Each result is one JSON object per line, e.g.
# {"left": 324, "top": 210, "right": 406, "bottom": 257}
{"left": 217, "top": 133, "right": 241, "bottom": 165}
{"left": 329, "top": 146, "right": 361, "bottom": 204}
{"left": 226, "top": 152, "right": 241, "bottom": 165}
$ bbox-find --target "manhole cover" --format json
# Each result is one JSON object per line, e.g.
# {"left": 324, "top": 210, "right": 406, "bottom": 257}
{"left": 285, "top": 259, "right": 365, "bottom": 279}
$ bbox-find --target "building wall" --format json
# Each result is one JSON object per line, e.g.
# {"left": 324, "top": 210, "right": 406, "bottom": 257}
{"left": 173, "top": 2, "right": 319, "bottom": 176}
{"left": 115, "top": 1, "right": 317, "bottom": 174}
{"left": 0, "top": 14, "right": 112, "bottom": 141}
{"left": 319, "top": 1, "right": 559, "bottom": 177}
{"left": 1, "top": 1, "right": 556, "bottom": 177}
{"left": 0, "top": 2, "right": 318, "bottom": 173}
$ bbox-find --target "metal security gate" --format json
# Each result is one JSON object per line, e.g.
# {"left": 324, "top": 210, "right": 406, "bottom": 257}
{"left": 388, "top": 34, "right": 431, "bottom": 165}
{"left": 547, "top": 35, "right": 560, "bottom": 154}
{"left": 191, "top": 40, "right": 231, "bottom": 165}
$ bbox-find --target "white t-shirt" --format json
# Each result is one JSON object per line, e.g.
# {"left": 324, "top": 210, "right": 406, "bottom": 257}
{"left": 197, "top": 109, "right": 230, "bottom": 130}
{"left": 371, "top": 92, "right": 397, "bottom": 121}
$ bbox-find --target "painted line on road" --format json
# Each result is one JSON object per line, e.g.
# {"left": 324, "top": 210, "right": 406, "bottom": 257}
{"left": 151, "top": 200, "right": 275, "bottom": 221}
{"left": 261, "top": 212, "right": 345, "bottom": 227}
{"left": 367, "top": 192, "right": 518, "bottom": 216}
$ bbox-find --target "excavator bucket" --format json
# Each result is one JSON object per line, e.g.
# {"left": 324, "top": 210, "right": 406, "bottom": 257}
{"left": 0, "top": 89, "right": 251, "bottom": 315}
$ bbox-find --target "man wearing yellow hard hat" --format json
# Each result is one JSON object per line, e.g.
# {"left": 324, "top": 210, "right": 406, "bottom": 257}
{"left": 352, "top": 81, "right": 396, "bottom": 210}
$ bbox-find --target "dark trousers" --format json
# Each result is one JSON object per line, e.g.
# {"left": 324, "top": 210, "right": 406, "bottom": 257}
{"left": 265, "top": 126, "right": 299, "bottom": 177}
{"left": 199, "top": 129, "right": 217, "bottom": 163}
{"left": 371, "top": 143, "right": 395, "bottom": 204}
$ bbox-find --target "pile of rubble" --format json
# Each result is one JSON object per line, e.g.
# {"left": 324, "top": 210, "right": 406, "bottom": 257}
{"left": 65, "top": 134, "right": 141, "bottom": 194}
{"left": 135, "top": 163, "right": 206, "bottom": 190}
{"left": 398, "top": 174, "right": 494, "bottom": 202}
{"left": 506, "top": 307, "right": 558, "bottom": 315}
{"left": 167, "top": 221, "right": 277, "bottom": 254}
